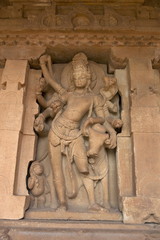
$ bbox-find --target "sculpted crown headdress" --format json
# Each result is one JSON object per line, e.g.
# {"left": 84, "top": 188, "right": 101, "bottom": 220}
{"left": 72, "top": 52, "right": 89, "bottom": 71}
{"left": 61, "top": 52, "right": 98, "bottom": 91}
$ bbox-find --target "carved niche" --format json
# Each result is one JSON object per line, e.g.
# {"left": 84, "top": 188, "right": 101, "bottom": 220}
{"left": 25, "top": 52, "right": 123, "bottom": 221}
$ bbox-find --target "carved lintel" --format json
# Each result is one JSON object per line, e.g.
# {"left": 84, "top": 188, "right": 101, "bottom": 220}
{"left": 108, "top": 50, "right": 128, "bottom": 74}
{"left": 0, "top": 3, "right": 160, "bottom": 31}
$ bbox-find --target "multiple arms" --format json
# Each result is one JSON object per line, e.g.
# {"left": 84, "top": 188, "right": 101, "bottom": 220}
{"left": 39, "top": 55, "right": 66, "bottom": 95}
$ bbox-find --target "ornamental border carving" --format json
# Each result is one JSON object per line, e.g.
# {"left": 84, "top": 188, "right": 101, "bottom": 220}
{"left": 0, "top": 33, "right": 160, "bottom": 47}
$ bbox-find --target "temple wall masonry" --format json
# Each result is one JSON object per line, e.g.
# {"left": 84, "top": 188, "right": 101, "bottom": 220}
{"left": 0, "top": 0, "right": 160, "bottom": 239}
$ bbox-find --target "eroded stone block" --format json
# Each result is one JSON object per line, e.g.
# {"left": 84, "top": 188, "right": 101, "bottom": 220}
{"left": 133, "top": 133, "right": 160, "bottom": 198}
{"left": 117, "top": 136, "right": 134, "bottom": 201}
{"left": 131, "top": 107, "right": 160, "bottom": 133}
{"left": 123, "top": 196, "right": 160, "bottom": 224}
{"left": 14, "top": 69, "right": 40, "bottom": 195}
{"left": 0, "top": 60, "right": 29, "bottom": 219}
{"left": 0, "top": 196, "right": 29, "bottom": 219}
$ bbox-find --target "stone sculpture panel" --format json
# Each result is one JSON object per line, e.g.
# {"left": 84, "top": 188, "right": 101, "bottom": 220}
{"left": 26, "top": 52, "right": 123, "bottom": 220}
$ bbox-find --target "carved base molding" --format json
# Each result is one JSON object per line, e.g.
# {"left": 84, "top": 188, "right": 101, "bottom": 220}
{"left": 0, "top": 220, "right": 160, "bottom": 240}
{"left": 25, "top": 209, "right": 122, "bottom": 221}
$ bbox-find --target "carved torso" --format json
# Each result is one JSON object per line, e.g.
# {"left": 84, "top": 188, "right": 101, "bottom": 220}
{"left": 61, "top": 91, "right": 94, "bottom": 122}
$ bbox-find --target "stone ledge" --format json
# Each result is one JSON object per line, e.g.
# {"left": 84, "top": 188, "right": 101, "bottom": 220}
{"left": 25, "top": 208, "right": 122, "bottom": 221}
{"left": 0, "top": 220, "right": 160, "bottom": 240}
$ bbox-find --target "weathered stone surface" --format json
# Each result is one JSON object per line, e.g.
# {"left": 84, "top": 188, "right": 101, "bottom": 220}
{"left": 25, "top": 209, "right": 122, "bottom": 221}
{"left": 116, "top": 137, "right": 134, "bottom": 202}
{"left": 0, "top": 0, "right": 159, "bottom": 33}
{"left": 0, "top": 196, "right": 29, "bottom": 219}
{"left": 0, "top": 46, "right": 46, "bottom": 63}
{"left": 123, "top": 196, "right": 160, "bottom": 224}
{"left": 0, "top": 219, "right": 160, "bottom": 240}
{"left": 129, "top": 57, "right": 157, "bottom": 107}
{"left": 115, "top": 68, "right": 131, "bottom": 136}
{"left": 0, "top": 60, "right": 29, "bottom": 219}
{"left": 131, "top": 107, "right": 160, "bottom": 132}
{"left": 0, "top": 68, "right": 3, "bottom": 82}
{"left": 0, "top": 0, "right": 160, "bottom": 233}
{"left": 14, "top": 70, "right": 40, "bottom": 196}
{"left": 133, "top": 133, "right": 160, "bottom": 198}
{"left": 30, "top": 53, "right": 120, "bottom": 215}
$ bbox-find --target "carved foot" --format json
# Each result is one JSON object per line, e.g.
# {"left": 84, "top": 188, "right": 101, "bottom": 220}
{"left": 104, "top": 202, "right": 111, "bottom": 210}
{"left": 88, "top": 203, "right": 110, "bottom": 212}
{"left": 56, "top": 204, "right": 67, "bottom": 212}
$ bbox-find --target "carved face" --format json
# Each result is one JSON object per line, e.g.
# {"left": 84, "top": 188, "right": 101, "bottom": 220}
{"left": 109, "top": 77, "right": 116, "bottom": 86}
{"left": 104, "top": 76, "right": 117, "bottom": 90}
{"left": 33, "top": 164, "right": 44, "bottom": 175}
{"left": 112, "top": 119, "right": 123, "bottom": 129}
{"left": 73, "top": 66, "right": 91, "bottom": 88}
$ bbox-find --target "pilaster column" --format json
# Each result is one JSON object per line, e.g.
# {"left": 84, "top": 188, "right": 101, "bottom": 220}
{"left": 113, "top": 47, "right": 160, "bottom": 224}
{"left": 0, "top": 60, "right": 30, "bottom": 219}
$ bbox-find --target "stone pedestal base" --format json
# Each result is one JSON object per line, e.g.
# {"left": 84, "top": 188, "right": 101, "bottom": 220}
{"left": 0, "top": 196, "right": 30, "bottom": 220}
{"left": 0, "top": 220, "right": 160, "bottom": 240}
{"left": 25, "top": 209, "right": 122, "bottom": 221}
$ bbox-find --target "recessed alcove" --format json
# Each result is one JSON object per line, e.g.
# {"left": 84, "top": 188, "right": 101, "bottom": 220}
{"left": 12, "top": 45, "right": 131, "bottom": 221}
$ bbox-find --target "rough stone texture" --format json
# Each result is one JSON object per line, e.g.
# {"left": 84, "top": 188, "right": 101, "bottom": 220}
{"left": 123, "top": 197, "right": 160, "bottom": 224}
{"left": 110, "top": 46, "right": 160, "bottom": 224}
{"left": 133, "top": 133, "right": 160, "bottom": 198}
{"left": 116, "top": 137, "right": 134, "bottom": 202}
{"left": 131, "top": 107, "right": 160, "bottom": 132}
{"left": 0, "top": 0, "right": 159, "bottom": 33}
{"left": 0, "top": 0, "right": 160, "bottom": 237}
{"left": 129, "top": 54, "right": 159, "bottom": 133}
{"left": 14, "top": 70, "right": 40, "bottom": 195}
{"left": 0, "top": 60, "right": 29, "bottom": 219}
{"left": 128, "top": 51, "right": 160, "bottom": 201}
{"left": 115, "top": 68, "right": 131, "bottom": 136}
{"left": 25, "top": 209, "right": 122, "bottom": 221}
{"left": 0, "top": 220, "right": 160, "bottom": 240}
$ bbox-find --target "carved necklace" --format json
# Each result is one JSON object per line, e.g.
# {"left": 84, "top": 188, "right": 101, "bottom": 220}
{"left": 73, "top": 90, "right": 90, "bottom": 96}
{"left": 72, "top": 88, "right": 93, "bottom": 96}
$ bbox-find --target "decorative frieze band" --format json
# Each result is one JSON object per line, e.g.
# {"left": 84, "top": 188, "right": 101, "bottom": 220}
{"left": 0, "top": 33, "right": 160, "bottom": 48}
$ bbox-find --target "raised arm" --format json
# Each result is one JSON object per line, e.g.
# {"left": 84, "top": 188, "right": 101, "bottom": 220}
{"left": 47, "top": 55, "right": 54, "bottom": 78}
{"left": 39, "top": 55, "right": 65, "bottom": 95}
